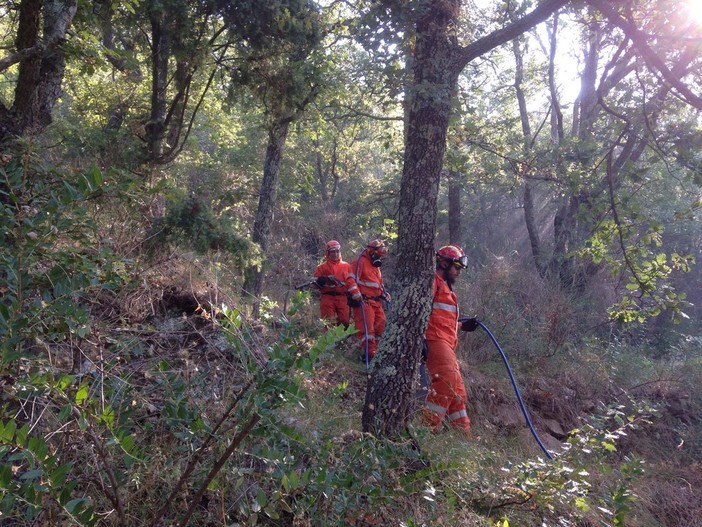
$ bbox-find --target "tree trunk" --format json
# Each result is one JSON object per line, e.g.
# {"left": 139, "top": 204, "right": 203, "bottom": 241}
{"left": 513, "top": 33, "right": 548, "bottom": 278}
{"left": 523, "top": 180, "right": 546, "bottom": 276}
{"left": 362, "top": 0, "right": 569, "bottom": 439}
{"left": 147, "top": 13, "right": 169, "bottom": 162}
{"left": 362, "top": 0, "right": 460, "bottom": 437}
{"left": 0, "top": 0, "right": 77, "bottom": 142}
{"left": 244, "top": 118, "right": 291, "bottom": 317}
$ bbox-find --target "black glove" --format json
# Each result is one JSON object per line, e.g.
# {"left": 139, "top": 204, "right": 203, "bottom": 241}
{"left": 315, "top": 276, "right": 328, "bottom": 287}
{"left": 347, "top": 293, "right": 363, "bottom": 308}
{"left": 460, "top": 318, "right": 479, "bottom": 332}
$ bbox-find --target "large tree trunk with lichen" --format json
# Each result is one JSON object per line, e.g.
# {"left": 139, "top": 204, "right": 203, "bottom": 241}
{"left": 361, "top": 0, "right": 460, "bottom": 438}
{"left": 362, "top": 0, "right": 570, "bottom": 439}
{"left": 0, "top": 0, "right": 77, "bottom": 143}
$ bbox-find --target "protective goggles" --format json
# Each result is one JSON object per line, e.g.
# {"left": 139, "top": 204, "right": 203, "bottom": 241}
{"left": 449, "top": 256, "right": 468, "bottom": 269}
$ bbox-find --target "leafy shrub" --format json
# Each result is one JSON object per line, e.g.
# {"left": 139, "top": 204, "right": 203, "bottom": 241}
{"left": 150, "top": 193, "right": 255, "bottom": 266}
{"left": 0, "top": 143, "right": 127, "bottom": 524}
{"left": 0, "top": 146, "right": 124, "bottom": 370}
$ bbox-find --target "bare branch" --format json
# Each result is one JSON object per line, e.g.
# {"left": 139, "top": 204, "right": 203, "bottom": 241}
{"left": 588, "top": 0, "right": 702, "bottom": 110}
{"left": 454, "top": 0, "right": 569, "bottom": 73}
{"left": 0, "top": 42, "right": 47, "bottom": 73}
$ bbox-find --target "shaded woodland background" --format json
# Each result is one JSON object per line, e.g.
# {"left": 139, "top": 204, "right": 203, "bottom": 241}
{"left": 1, "top": 0, "right": 701, "bottom": 525}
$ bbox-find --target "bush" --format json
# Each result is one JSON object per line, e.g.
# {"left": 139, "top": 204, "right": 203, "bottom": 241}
{"left": 150, "top": 192, "right": 255, "bottom": 266}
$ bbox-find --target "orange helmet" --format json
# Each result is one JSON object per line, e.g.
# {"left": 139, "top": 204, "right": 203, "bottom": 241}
{"left": 436, "top": 245, "right": 467, "bottom": 269}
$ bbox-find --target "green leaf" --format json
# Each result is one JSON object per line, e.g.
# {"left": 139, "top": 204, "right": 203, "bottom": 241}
{"left": 88, "top": 167, "right": 103, "bottom": 190}
{"left": 1, "top": 420, "right": 16, "bottom": 442}
{"left": 27, "top": 436, "right": 48, "bottom": 460}
{"left": 601, "top": 441, "right": 617, "bottom": 452}
{"left": 58, "top": 404, "right": 72, "bottom": 422}
{"left": 575, "top": 496, "right": 590, "bottom": 511}
{"left": 19, "top": 468, "right": 43, "bottom": 481}
{"left": 65, "top": 497, "right": 87, "bottom": 514}
{"left": 256, "top": 488, "right": 268, "bottom": 508}
{"left": 0, "top": 463, "right": 12, "bottom": 487}
{"left": 1, "top": 490, "right": 15, "bottom": 513}
{"left": 50, "top": 463, "right": 72, "bottom": 488}
{"left": 100, "top": 405, "right": 115, "bottom": 427}
{"left": 75, "top": 383, "right": 89, "bottom": 405}
{"left": 59, "top": 481, "right": 78, "bottom": 505}
{"left": 58, "top": 375, "right": 76, "bottom": 391}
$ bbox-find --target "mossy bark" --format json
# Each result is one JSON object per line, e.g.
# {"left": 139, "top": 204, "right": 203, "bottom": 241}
{"left": 362, "top": 0, "right": 459, "bottom": 438}
{"left": 362, "top": 0, "right": 569, "bottom": 438}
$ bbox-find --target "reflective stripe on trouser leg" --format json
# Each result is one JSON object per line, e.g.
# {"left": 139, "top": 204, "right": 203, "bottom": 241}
{"left": 423, "top": 399, "right": 448, "bottom": 430}
{"left": 353, "top": 301, "right": 385, "bottom": 358}
{"left": 448, "top": 409, "right": 469, "bottom": 422}
{"left": 425, "top": 339, "right": 471, "bottom": 433}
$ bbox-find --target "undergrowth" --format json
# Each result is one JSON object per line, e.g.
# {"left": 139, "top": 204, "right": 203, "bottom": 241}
{"left": 2, "top": 146, "right": 701, "bottom": 526}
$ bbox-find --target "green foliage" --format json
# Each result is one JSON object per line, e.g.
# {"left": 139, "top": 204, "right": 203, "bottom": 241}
{"left": 144, "top": 296, "right": 354, "bottom": 526}
{"left": 0, "top": 417, "right": 97, "bottom": 525}
{"left": 289, "top": 436, "right": 430, "bottom": 526}
{"left": 223, "top": 0, "right": 326, "bottom": 119}
{"left": 0, "top": 147, "right": 124, "bottom": 371}
{"left": 581, "top": 219, "right": 695, "bottom": 323}
{"left": 150, "top": 193, "right": 255, "bottom": 265}
{"left": 0, "top": 145, "right": 140, "bottom": 525}
{"left": 0, "top": 277, "right": 356, "bottom": 526}
{"left": 1, "top": 2, "right": 701, "bottom": 525}
{"left": 434, "top": 401, "right": 654, "bottom": 526}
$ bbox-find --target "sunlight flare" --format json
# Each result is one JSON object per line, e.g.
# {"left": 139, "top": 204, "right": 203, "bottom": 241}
{"left": 683, "top": 0, "right": 702, "bottom": 25}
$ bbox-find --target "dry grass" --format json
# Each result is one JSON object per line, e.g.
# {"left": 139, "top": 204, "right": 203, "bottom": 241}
{"left": 17, "top": 250, "right": 698, "bottom": 527}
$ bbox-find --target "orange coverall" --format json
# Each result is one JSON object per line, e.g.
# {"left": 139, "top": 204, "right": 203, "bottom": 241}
{"left": 424, "top": 272, "right": 471, "bottom": 434}
{"left": 313, "top": 258, "right": 351, "bottom": 327}
{"left": 346, "top": 252, "right": 386, "bottom": 360}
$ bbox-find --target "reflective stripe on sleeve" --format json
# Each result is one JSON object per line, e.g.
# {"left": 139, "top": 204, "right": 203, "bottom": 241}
{"left": 432, "top": 302, "right": 458, "bottom": 312}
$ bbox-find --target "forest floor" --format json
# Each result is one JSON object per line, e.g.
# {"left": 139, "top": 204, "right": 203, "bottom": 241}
{"left": 81, "top": 272, "right": 702, "bottom": 526}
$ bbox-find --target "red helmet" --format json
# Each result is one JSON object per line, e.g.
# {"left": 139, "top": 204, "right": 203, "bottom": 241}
{"left": 326, "top": 240, "right": 341, "bottom": 252}
{"left": 326, "top": 240, "right": 341, "bottom": 261}
{"left": 436, "top": 245, "right": 467, "bottom": 269}
{"left": 367, "top": 239, "right": 387, "bottom": 256}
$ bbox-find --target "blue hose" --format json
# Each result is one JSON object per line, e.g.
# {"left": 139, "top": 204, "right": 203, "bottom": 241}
{"left": 464, "top": 318, "right": 554, "bottom": 460}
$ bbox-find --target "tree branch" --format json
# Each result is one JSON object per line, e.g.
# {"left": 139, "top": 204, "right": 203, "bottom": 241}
{"left": 587, "top": 0, "right": 702, "bottom": 110}
{"left": 453, "top": 0, "right": 570, "bottom": 72}
{"left": 0, "top": 42, "right": 48, "bottom": 73}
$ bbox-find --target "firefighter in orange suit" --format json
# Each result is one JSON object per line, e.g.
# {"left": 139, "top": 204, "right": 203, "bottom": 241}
{"left": 313, "top": 240, "right": 351, "bottom": 327}
{"left": 346, "top": 239, "right": 390, "bottom": 363}
{"left": 424, "top": 245, "right": 477, "bottom": 436}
